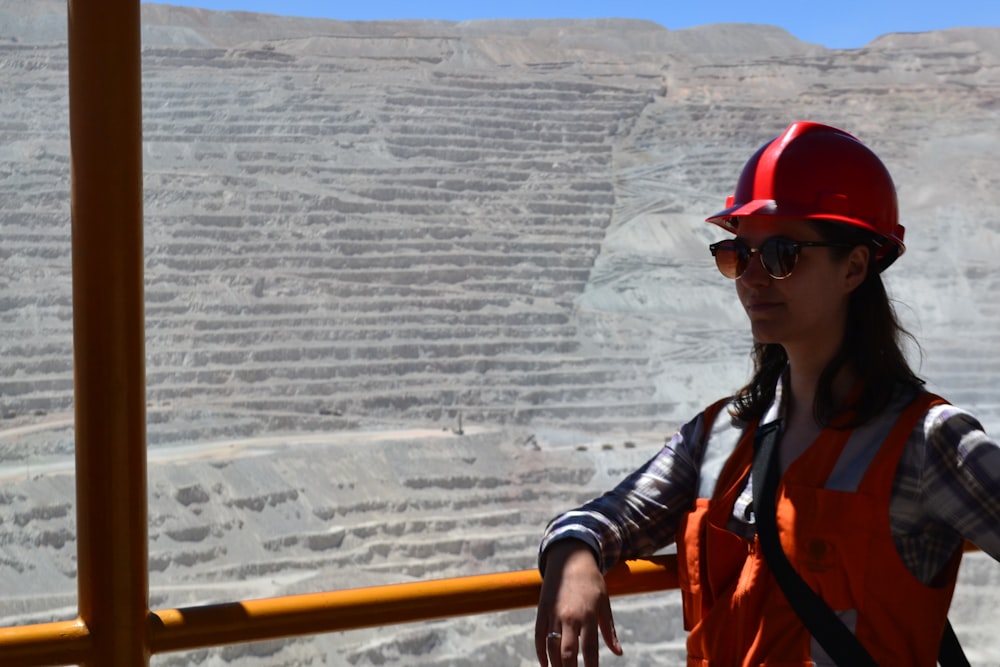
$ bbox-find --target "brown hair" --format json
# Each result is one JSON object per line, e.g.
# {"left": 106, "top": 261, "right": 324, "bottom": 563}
{"left": 730, "top": 220, "right": 924, "bottom": 427}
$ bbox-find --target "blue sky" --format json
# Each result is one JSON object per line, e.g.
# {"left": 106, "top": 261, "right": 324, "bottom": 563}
{"left": 153, "top": 0, "right": 999, "bottom": 49}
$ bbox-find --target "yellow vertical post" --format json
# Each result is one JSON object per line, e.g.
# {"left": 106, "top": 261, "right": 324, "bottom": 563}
{"left": 67, "top": 0, "right": 149, "bottom": 665}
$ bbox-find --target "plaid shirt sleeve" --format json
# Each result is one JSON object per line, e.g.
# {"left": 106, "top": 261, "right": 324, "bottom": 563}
{"left": 538, "top": 410, "right": 708, "bottom": 574}
{"left": 921, "top": 405, "right": 1000, "bottom": 558}
{"left": 891, "top": 402, "right": 1000, "bottom": 583}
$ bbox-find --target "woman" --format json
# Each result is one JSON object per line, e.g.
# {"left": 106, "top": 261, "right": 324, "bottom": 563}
{"left": 534, "top": 121, "right": 1000, "bottom": 667}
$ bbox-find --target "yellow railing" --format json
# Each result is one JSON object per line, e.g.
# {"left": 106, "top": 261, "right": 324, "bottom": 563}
{"left": 0, "top": 2, "right": 680, "bottom": 665}
{"left": 0, "top": 556, "right": 678, "bottom": 665}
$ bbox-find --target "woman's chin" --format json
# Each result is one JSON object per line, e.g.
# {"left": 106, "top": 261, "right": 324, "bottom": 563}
{"left": 748, "top": 323, "right": 782, "bottom": 345}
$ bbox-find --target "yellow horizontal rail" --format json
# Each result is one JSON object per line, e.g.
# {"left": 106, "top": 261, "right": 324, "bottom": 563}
{"left": 0, "top": 555, "right": 678, "bottom": 664}
{"left": 0, "top": 619, "right": 91, "bottom": 667}
{"left": 150, "top": 554, "right": 678, "bottom": 653}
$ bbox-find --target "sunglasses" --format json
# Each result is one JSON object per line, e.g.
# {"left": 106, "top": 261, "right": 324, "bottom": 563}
{"left": 709, "top": 237, "right": 855, "bottom": 280}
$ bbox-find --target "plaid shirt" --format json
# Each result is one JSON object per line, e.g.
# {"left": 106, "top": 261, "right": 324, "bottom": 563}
{"left": 539, "top": 379, "right": 1000, "bottom": 586}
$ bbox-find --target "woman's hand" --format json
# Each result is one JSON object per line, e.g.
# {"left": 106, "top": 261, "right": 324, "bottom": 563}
{"left": 534, "top": 540, "right": 623, "bottom": 667}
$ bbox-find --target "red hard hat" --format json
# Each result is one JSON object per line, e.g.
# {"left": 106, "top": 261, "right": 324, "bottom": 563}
{"left": 705, "top": 121, "right": 905, "bottom": 271}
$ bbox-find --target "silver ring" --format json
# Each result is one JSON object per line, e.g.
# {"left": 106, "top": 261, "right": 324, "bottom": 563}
{"left": 547, "top": 631, "right": 562, "bottom": 639}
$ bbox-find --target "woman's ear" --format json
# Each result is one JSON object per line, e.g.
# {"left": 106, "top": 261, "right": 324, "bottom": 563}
{"left": 844, "top": 244, "right": 871, "bottom": 292}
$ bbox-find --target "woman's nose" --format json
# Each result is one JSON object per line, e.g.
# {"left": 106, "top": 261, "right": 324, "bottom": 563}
{"left": 738, "top": 250, "right": 771, "bottom": 287}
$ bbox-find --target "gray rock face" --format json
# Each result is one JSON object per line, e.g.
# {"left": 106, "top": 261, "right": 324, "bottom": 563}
{"left": 1, "top": 3, "right": 999, "bottom": 665}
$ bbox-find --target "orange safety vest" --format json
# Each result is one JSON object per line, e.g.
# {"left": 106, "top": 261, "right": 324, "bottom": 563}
{"left": 676, "top": 392, "right": 963, "bottom": 666}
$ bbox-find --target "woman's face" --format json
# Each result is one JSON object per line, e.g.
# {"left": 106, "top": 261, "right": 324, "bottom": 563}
{"left": 732, "top": 218, "right": 868, "bottom": 359}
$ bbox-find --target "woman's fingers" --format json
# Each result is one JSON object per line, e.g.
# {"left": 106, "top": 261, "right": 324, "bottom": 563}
{"left": 597, "top": 594, "right": 623, "bottom": 657}
{"left": 535, "top": 622, "right": 576, "bottom": 667}
{"left": 556, "top": 628, "right": 579, "bottom": 667}
{"left": 534, "top": 615, "right": 553, "bottom": 666}
{"left": 580, "top": 620, "right": 600, "bottom": 667}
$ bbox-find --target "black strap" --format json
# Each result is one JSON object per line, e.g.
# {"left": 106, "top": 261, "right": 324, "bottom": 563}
{"left": 750, "top": 422, "right": 969, "bottom": 667}
{"left": 940, "top": 620, "right": 971, "bottom": 667}
{"left": 751, "top": 422, "right": 879, "bottom": 666}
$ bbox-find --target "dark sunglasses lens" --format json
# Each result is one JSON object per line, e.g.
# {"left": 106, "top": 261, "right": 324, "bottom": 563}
{"left": 760, "top": 238, "right": 798, "bottom": 278}
{"left": 712, "top": 240, "right": 747, "bottom": 278}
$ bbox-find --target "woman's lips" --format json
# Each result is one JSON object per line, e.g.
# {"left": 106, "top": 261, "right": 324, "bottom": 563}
{"left": 745, "top": 300, "right": 781, "bottom": 313}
